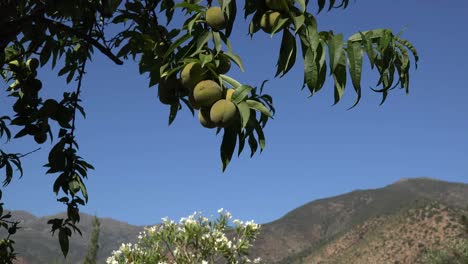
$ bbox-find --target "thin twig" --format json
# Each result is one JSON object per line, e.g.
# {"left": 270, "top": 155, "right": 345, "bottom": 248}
{"left": 70, "top": 61, "right": 87, "bottom": 140}
{"left": 17, "top": 147, "right": 41, "bottom": 158}
{"left": 39, "top": 17, "right": 123, "bottom": 65}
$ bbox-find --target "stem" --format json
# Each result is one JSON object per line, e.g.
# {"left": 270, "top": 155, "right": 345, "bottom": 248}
{"left": 17, "top": 147, "right": 41, "bottom": 158}
{"left": 70, "top": 61, "right": 86, "bottom": 139}
{"left": 162, "top": 238, "right": 177, "bottom": 263}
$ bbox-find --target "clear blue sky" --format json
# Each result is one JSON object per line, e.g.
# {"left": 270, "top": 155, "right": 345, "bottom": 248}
{"left": 2, "top": 0, "right": 468, "bottom": 226}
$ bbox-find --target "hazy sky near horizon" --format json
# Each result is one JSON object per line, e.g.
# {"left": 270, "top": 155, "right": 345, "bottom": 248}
{"left": 2, "top": 0, "right": 468, "bottom": 226}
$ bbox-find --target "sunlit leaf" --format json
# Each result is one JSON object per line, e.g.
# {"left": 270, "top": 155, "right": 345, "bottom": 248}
{"left": 246, "top": 100, "right": 273, "bottom": 118}
{"left": 231, "top": 85, "right": 252, "bottom": 104}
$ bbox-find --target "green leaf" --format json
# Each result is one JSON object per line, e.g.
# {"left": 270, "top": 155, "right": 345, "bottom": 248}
{"left": 160, "top": 64, "right": 183, "bottom": 79}
{"left": 236, "top": 102, "right": 250, "bottom": 128}
{"left": 199, "top": 53, "right": 213, "bottom": 67}
{"left": 78, "top": 177, "right": 88, "bottom": 202}
{"left": 348, "top": 29, "right": 388, "bottom": 42}
{"left": 14, "top": 127, "right": 29, "bottom": 139}
{"left": 276, "top": 29, "right": 297, "bottom": 77}
{"left": 223, "top": 0, "right": 237, "bottom": 38}
{"left": 246, "top": 100, "right": 273, "bottom": 118}
{"left": 191, "top": 31, "right": 212, "bottom": 57}
{"left": 213, "top": 32, "right": 223, "bottom": 54}
{"left": 149, "top": 70, "right": 161, "bottom": 87}
{"left": 395, "top": 43, "right": 410, "bottom": 70}
{"left": 304, "top": 47, "right": 319, "bottom": 94}
{"left": 175, "top": 1, "right": 204, "bottom": 12}
{"left": 328, "top": 33, "right": 344, "bottom": 73}
{"left": 244, "top": 0, "right": 256, "bottom": 18}
{"left": 237, "top": 132, "right": 246, "bottom": 157}
{"left": 247, "top": 132, "right": 258, "bottom": 157}
{"left": 68, "top": 180, "right": 80, "bottom": 196}
{"left": 59, "top": 228, "right": 70, "bottom": 258}
{"left": 271, "top": 17, "right": 290, "bottom": 35}
{"left": 332, "top": 55, "right": 347, "bottom": 104}
{"left": 162, "top": 0, "right": 175, "bottom": 24}
{"left": 164, "top": 32, "right": 191, "bottom": 58}
{"left": 231, "top": 85, "right": 252, "bottom": 104}
{"left": 318, "top": 41, "right": 327, "bottom": 82}
{"left": 292, "top": 14, "right": 305, "bottom": 33}
{"left": 220, "top": 126, "right": 237, "bottom": 171}
{"left": 66, "top": 69, "right": 75, "bottom": 83}
{"left": 397, "top": 37, "right": 419, "bottom": 68}
{"left": 40, "top": 39, "right": 53, "bottom": 66}
{"left": 168, "top": 101, "right": 180, "bottom": 125}
{"left": 224, "top": 51, "right": 244, "bottom": 72}
{"left": 347, "top": 40, "right": 363, "bottom": 108}
{"left": 317, "top": 0, "right": 326, "bottom": 13}
{"left": 180, "top": 97, "right": 195, "bottom": 116}
{"left": 220, "top": 74, "right": 242, "bottom": 88}
{"left": 252, "top": 120, "right": 266, "bottom": 151}
{"left": 295, "top": 0, "right": 306, "bottom": 12}
{"left": 186, "top": 12, "right": 203, "bottom": 33}
{"left": 5, "top": 162, "right": 12, "bottom": 186}
{"left": 328, "top": 0, "right": 336, "bottom": 10}
{"left": 304, "top": 41, "right": 326, "bottom": 95}
{"left": 58, "top": 66, "right": 70, "bottom": 77}
{"left": 248, "top": 11, "right": 262, "bottom": 36}
{"left": 358, "top": 31, "right": 377, "bottom": 68}
{"left": 259, "top": 79, "right": 269, "bottom": 94}
{"left": 304, "top": 15, "right": 318, "bottom": 40}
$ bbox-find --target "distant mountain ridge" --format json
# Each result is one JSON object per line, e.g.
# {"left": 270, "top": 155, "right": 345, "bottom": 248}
{"left": 4, "top": 177, "right": 468, "bottom": 263}
{"left": 2, "top": 211, "right": 144, "bottom": 264}
{"left": 251, "top": 177, "right": 468, "bottom": 263}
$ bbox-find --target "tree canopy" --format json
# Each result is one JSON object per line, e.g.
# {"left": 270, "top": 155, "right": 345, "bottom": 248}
{"left": 0, "top": 0, "right": 418, "bottom": 261}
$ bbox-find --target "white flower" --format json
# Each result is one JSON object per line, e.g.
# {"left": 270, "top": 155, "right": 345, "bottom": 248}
{"left": 225, "top": 211, "right": 232, "bottom": 219}
{"left": 106, "top": 256, "right": 118, "bottom": 264}
{"left": 245, "top": 220, "right": 260, "bottom": 230}
{"left": 107, "top": 209, "right": 260, "bottom": 264}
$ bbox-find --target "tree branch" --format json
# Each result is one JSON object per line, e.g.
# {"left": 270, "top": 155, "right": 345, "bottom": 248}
{"left": 39, "top": 18, "right": 124, "bottom": 65}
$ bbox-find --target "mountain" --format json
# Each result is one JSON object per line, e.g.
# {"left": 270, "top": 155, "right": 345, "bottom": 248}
{"left": 1, "top": 211, "right": 144, "bottom": 264}
{"left": 250, "top": 177, "right": 468, "bottom": 263}
{"left": 3, "top": 177, "right": 468, "bottom": 263}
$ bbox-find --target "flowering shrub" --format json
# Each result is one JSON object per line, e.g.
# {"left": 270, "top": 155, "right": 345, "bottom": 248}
{"left": 107, "top": 209, "right": 262, "bottom": 264}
